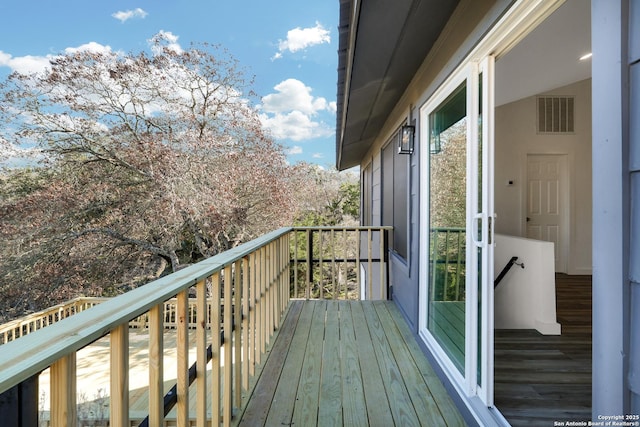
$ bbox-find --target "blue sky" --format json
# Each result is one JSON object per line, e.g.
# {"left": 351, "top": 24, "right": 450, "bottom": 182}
{"left": 0, "top": 1, "right": 338, "bottom": 166}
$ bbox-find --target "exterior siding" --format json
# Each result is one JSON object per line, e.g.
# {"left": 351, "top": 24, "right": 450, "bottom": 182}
{"left": 628, "top": 0, "right": 640, "bottom": 414}
{"left": 390, "top": 107, "right": 421, "bottom": 331}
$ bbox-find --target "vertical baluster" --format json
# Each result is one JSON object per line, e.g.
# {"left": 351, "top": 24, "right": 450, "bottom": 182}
{"left": 223, "top": 265, "right": 233, "bottom": 425}
{"left": 444, "top": 230, "right": 451, "bottom": 301}
{"left": 380, "top": 228, "right": 386, "bottom": 300}
{"left": 282, "top": 234, "right": 289, "bottom": 312}
{"left": 306, "top": 229, "right": 312, "bottom": 299}
{"left": 342, "top": 228, "right": 347, "bottom": 299}
{"left": 234, "top": 261, "right": 243, "bottom": 408}
{"left": 319, "top": 230, "right": 324, "bottom": 299}
{"left": 293, "top": 230, "right": 299, "bottom": 298}
{"left": 356, "top": 228, "right": 361, "bottom": 300}
{"left": 176, "top": 289, "right": 189, "bottom": 427}
{"left": 431, "top": 230, "right": 439, "bottom": 301}
{"left": 251, "top": 251, "right": 260, "bottom": 368}
{"left": 260, "top": 247, "right": 267, "bottom": 352}
{"left": 267, "top": 242, "right": 274, "bottom": 338}
{"left": 456, "top": 230, "right": 463, "bottom": 300}
{"left": 331, "top": 229, "right": 337, "bottom": 298}
{"left": 196, "top": 279, "right": 207, "bottom": 427}
{"left": 242, "top": 256, "right": 250, "bottom": 389}
{"left": 110, "top": 324, "right": 129, "bottom": 427}
{"left": 367, "top": 228, "right": 373, "bottom": 300}
{"left": 212, "top": 272, "right": 222, "bottom": 426}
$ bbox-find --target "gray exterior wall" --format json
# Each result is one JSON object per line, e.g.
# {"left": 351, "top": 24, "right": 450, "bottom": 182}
{"left": 627, "top": 0, "right": 640, "bottom": 415}
{"left": 389, "top": 106, "right": 421, "bottom": 330}
{"left": 592, "top": 0, "right": 639, "bottom": 416}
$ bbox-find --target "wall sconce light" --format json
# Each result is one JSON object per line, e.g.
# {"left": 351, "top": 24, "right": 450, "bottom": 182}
{"left": 398, "top": 125, "right": 415, "bottom": 154}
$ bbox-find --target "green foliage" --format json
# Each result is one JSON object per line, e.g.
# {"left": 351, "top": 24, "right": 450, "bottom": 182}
{"left": 293, "top": 167, "right": 360, "bottom": 227}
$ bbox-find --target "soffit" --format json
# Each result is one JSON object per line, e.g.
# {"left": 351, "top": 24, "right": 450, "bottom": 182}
{"left": 336, "top": 0, "right": 460, "bottom": 170}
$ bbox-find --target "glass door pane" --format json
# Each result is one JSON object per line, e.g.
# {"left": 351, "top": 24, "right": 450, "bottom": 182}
{"left": 428, "top": 82, "right": 467, "bottom": 374}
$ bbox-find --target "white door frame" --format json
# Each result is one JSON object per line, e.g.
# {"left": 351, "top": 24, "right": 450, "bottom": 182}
{"left": 417, "top": 0, "right": 565, "bottom": 415}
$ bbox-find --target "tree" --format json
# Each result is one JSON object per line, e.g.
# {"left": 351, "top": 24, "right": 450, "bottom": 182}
{"left": 0, "top": 34, "right": 296, "bottom": 319}
{"left": 292, "top": 164, "right": 360, "bottom": 226}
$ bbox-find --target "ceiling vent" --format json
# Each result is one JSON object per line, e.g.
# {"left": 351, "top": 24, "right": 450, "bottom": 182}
{"left": 537, "top": 96, "right": 575, "bottom": 133}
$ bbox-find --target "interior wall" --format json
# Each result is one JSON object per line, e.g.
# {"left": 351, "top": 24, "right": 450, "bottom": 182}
{"left": 495, "top": 78, "right": 592, "bottom": 275}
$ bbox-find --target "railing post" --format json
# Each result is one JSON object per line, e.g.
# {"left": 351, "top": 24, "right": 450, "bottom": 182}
{"left": 110, "top": 324, "right": 129, "bottom": 427}
{"left": 380, "top": 228, "right": 387, "bottom": 300}
{"left": 51, "top": 354, "right": 77, "bottom": 427}
{"left": 242, "top": 256, "right": 251, "bottom": 389}
{"left": 195, "top": 279, "right": 207, "bottom": 426}
{"left": 212, "top": 272, "right": 222, "bottom": 426}
{"left": 148, "top": 304, "right": 164, "bottom": 427}
{"left": 355, "top": 228, "right": 361, "bottom": 299}
{"left": 367, "top": 228, "right": 373, "bottom": 300}
{"left": 234, "top": 260, "right": 243, "bottom": 409}
{"left": 0, "top": 374, "right": 39, "bottom": 427}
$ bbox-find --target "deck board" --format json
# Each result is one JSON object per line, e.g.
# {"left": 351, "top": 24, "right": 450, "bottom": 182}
{"left": 239, "top": 300, "right": 465, "bottom": 426}
{"left": 263, "top": 300, "right": 314, "bottom": 426}
{"left": 350, "top": 300, "right": 395, "bottom": 426}
{"left": 338, "top": 301, "right": 368, "bottom": 427}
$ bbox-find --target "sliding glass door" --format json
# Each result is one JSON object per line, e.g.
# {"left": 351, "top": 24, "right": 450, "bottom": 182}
{"left": 420, "top": 57, "right": 495, "bottom": 405}
{"left": 427, "top": 82, "right": 468, "bottom": 374}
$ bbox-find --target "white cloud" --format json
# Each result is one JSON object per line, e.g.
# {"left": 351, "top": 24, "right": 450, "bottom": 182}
{"left": 261, "top": 79, "right": 329, "bottom": 116}
{"left": 0, "top": 51, "right": 51, "bottom": 74}
{"left": 64, "top": 42, "right": 113, "bottom": 55}
{"left": 259, "top": 110, "right": 333, "bottom": 142}
{"left": 312, "top": 153, "right": 324, "bottom": 159}
{"left": 0, "top": 43, "right": 113, "bottom": 75}
{"left": 259, "top": 79, "right": 335, "bottom": 142}
{"left": 112, "top": 8, "right": 148, "bottom": 23}
{"left": 272, "top": 22, "right": 330, "bottom": 60}
{"left": 287, "top": 146, "right": 303, "bottom": 155}
{"left": 148, "top": 31, "right": 183, "bottom": 55}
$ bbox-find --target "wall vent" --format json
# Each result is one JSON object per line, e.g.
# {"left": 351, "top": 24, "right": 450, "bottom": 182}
{"left": 537, "top": 96, "right": 575, "bottom": 133}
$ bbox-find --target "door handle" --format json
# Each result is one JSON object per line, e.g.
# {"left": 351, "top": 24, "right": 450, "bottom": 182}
{"left": 526, "top": 217, "right": 531, "bottom": 222}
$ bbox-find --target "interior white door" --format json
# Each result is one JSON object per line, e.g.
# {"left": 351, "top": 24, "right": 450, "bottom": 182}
{"left": 526, "top": 154, "right": 568, "bottom": 272}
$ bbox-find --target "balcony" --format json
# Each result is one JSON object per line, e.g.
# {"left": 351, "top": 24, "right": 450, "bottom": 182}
{"left": 0, "top": 226, "right": 465, "bottom": 426}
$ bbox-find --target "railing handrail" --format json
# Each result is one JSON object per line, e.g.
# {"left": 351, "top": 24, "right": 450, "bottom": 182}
{"left": 292, "top": 226, "right": 393, "bottom": 231}
{"left": 0, "top": 227, "right": 293, "bottom": 394}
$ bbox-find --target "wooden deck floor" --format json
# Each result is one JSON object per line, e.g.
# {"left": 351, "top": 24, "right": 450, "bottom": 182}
{"left": 237, "top": 300, "right": 467, "bottom": 427}
{"left": 494, "top": 274, "right": 592, "bottom": 426}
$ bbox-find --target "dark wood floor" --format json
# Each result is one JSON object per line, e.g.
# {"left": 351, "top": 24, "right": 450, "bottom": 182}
{"left": 495, "top": 274, "right": 592, "bottom": 426}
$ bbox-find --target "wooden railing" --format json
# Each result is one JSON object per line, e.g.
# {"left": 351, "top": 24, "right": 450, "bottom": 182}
{"left": 430, "top": 227, "right": 466, "bottom": 302}
{"left": 0, "top": 297, "right": 101, "bottom": 345}
{"left": 290, "top": 226, "right": 391, "bottom": 301}
{"left": 0, "top": 226, "right": 391, "bottom": 426}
